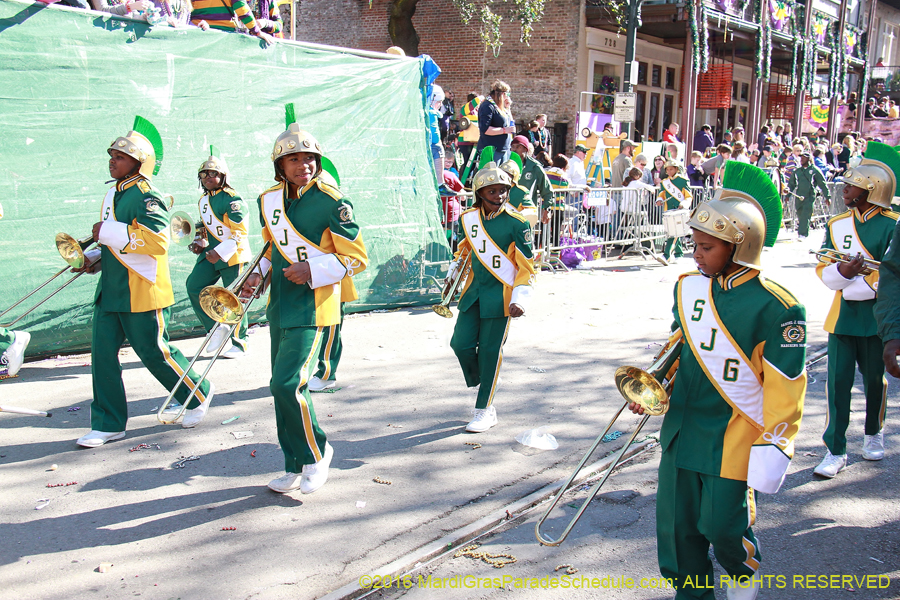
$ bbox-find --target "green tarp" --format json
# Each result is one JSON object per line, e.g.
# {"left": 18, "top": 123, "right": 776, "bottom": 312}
{"left": 0, "top": 0, "right": 449, "bottom": 357}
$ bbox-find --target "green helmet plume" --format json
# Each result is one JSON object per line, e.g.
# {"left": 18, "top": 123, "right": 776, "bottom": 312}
{"left": 721, "top": 161, "right": 782, "bottom": 248}
{"left": 132, "top": 115, "right": 163, "bottom": 176}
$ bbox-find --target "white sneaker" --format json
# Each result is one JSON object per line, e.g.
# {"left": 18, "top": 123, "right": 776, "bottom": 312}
{"left": 863, "top": 431, "right": 885, "bottom": 461}
{"left": 76, "top": 430, "right": 125, "bottom": 448}
{"left": 725, "top": 576, "right": 761, "bottom": 600}
{"left": 466, "top": 406, "right": 498, "bottom": 433}
{"left": 267, "top": 472, "right": 302, "bottom": 493}
{"left": 308, "top": 376, "right": 336, "bottom": 391}
{"left": 220, "top": 345, "right": 246, "bottom": 360}
{"left": 203, "top": 325, "right": 230, "bottom": 356}
{"left": 181, "top": 382, "right": 215, "bottom": 428}
{"left": 300, "top": 442, "right": 334, "bottom": 494}
{"left": 814, "top": 451, "right": 848, "bottom": 478}
{"left": 2, "top": 331, "right": 31, "bottom": 376}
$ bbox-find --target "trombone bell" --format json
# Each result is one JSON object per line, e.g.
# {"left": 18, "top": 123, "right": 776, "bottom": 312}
{"left": 55, "top": 233, "right": 93, "bottom": 269}
{"left": 170, "top": 211, "right": 196, "bottom": 247}
{"left": 199, "top": 287, "right": 244, "bottom": 325}
{"left": 614, "top": 366, "right": 669, "bottom": 416}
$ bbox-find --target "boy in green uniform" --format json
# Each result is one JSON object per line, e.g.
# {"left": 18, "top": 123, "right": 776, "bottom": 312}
{"left": 243, "top": 106, "right": 368, "bottom": 494}
{"left": 0, "top": 328, "right": 30, "bottom": 377}
{"left": 449, "top": 163, "right": 536, "bottom": 433}
{"left": 631, "top": 161, "right": 807, "bottom": 600}
{"left": 186, "top": 146, "right": 253, "bottom": 359}
{"left": 656, "top": 159, "right": 692, "bottom": 262}
{"left": 815, "top": 142, "right": 900, "bottom": 477}
{"left": 76, "top": 116, "right": 214, "bottom": 447}
{"left": 500, "top": 155, "right": 539, "bottom": 227}
{"left": 787, "top": 152, "right": 830, "bottom": 238}
{"left": 510, "top": 136, "right": 553, "bottom": 224}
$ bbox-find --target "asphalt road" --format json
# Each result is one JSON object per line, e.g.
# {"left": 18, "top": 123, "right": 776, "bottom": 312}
{"left": 1, "top": 235, "right": 897, "bottom": 600}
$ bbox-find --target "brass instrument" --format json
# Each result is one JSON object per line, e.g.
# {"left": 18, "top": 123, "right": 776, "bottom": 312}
{"left": 169, "top": 211, "right": 197, "bottom": 247}
{"left": 157, "top": 242, "right": 271, "bottom": 424}
{"left": 432, "top": 249, "right": 472, "bottom": 318}
{"left": 0, "top": 233, "right": 99, "bottom": 328}
{"left": 535, "top": 331, "right": 683, "bottom": 546}
{"left": 810, "top": 249, "right": 879, "bottom": 276}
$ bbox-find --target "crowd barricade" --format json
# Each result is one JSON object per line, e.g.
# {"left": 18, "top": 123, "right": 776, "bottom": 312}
{"left": 536, "top": 186, "right": 669, "bottom": 270}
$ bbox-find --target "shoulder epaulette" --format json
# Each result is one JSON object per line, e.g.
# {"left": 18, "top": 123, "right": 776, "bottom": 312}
{"left": 221, "top": 187, "right": 237, "bottom": 197}
{"left": 137, "top": 180, "right": 153, "bottom": 194}
{"left": 504, "top": 206, "right": 528, "bottom": 222}
{"left": 882, "top": 208, "right": 900, "bottom": 221}
{"left": 760, "top": 278, "right": 800, "bottom": 309}
{"left": 316, "top": 179, "right": 343, "bottom": 201}
{"left": 262, "top": 181, "right": 285, "bottom": 196}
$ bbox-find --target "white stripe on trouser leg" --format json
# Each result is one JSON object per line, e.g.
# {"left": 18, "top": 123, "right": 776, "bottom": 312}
{"left": 294, "top": 328, "right": 324, "bottom": 462}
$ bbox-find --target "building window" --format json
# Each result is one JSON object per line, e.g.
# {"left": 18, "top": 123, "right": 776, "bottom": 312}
{"left": 732, "top": 82, "right": 739, "bottom": 100}
{"left": 638, "top": 62, "right": 648, "bottom": 86}
{"left": 741, "top": 83, "right": 749, "bottom": 101}
{"left": 636, "top": 91, "right": 646, "bottom": 140}
{"left": 652, "top": 65, "right": 661, "bottom": 87}
{"left": 663, "top": 95, "right": 674, "bottom": 131}
{"left": 648, "top": 93, "right": 660, "bottom": 141}
{"left": 666, "top": 67, "right": 676, "bottom": 90}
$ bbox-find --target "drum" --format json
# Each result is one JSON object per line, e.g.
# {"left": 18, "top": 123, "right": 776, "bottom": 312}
{"left": 663, "top": 209, "right": 691, "bottom": 238}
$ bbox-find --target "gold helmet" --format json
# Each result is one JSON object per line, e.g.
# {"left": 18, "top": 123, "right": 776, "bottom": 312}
{"left": 473, "top": 161, "right": 512, "bottom": 195}
{"left": 199, "top": 145, "right": 229, "bottom": 179}
{"left": 499, "top": 153, "right": 523, "bottom": 184}
{"left": 842, "top": 142, "right": 900, "bottom": 208}
{"left": 688, "top": 161, "right": 782, "bottom": 271}
{"left": 108, "top": 115, "right": 163, "bottom": 180}
{"left": 272, "top": 103, "right": 325, "bottom": 182}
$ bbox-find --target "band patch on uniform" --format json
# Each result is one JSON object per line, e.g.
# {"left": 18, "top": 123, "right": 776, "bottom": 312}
{"left": 339, "top": 205, "right": 353, "bottom": 222}
{"left": 523, "top": 228, "right": 533, "bottom": 245}
{"left": 524, "top": 172, "right": 533, "bottom": 180}
{"left": 781, "top": 320, "right": 806, "bottom": 347}
{"left": 145, "top": 200, "right": 159, "bottom": 212}
{"left": 230, "top": 201, "right": 243, "bottom": 212}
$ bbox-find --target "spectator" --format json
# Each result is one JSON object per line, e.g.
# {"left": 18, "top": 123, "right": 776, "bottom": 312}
{"left": 693, "top": 124, "right": 715, "bottom": 157}
{"left": 476, "top": 80, "right": 516, "bottom": 165}
{"left": 190, "top": 0, "right": 275, "bottom": 43}
{"left": 722, "top": 129, "right": 734, "bottom": 148}
{"left": 784, "top": 144, "right": 803, "bottom": 178}
{"left": 602, "top": 122, "right": 617, "bottom": 139}
{"left": 633, "top": 153, "right": 653, "bottom": 185}
{"left": 90, "top": 0, "right": 153, "bottom": 18}
{"left": 624, "top": 167, "right": 654, "bottom": 190}
{"left": 732, "top": 126, "right": 745, "bottom": 145}
{"left": 757, "top": 125, "right": 771, "bottom": 151}
{"left": 510, "top": 135, "right": 554, "bottom": 222}
{"left": 456, "top": 92, "right": 481, "bottom": 171}
{"left": 838, "top": 135, "right": 856, "bottom": 171}
{"left": 535, "top": 151, "right": 552, "bottom": 168}
{"left": 545, "top": 155, "right": 571, "bottom": 189}
{"left": 251, "top": 0, "right": 283, "bottom": 36}
{"left": 708, "top": 144, "right": 732, "bottom": 187}
{"left": 439, "top": 169, "right": 464, "bottom": 248}
{"left": 567, "top": 144, "right": 588, "bottom": 187}
{"left": 428, "top": 85, "right": 445, "bottom": 183}
{"left": 610, "top": 140, "right": 637, "bottom": 189}
{"left": 532, "top": 114, "right": 552, "bottom": 156}
{"left": 443, "top": 152, "right": 459, "bottom": 177}
{"left": 825, "top": 143, "right": 842, "bottom": 174}
{"left": 732, "top": 141, "right": 750, "bottom": 164}
{"left": 890, "top": 100, "right": 899, "bottom": 119}
{"left": 686, "top": 151, "right": 705, "bottom": 186}
{"left": 662, "top": 122, "right": 681, "bottom": 143}
{"left": 846, "top": 92, "right": 858, "bottom": 118}
{"left": 650, "top": 155, "right": 666, "bottom": 186}
{"left": 749, "top": 149, "right": 760, "bottom": 164}
{"left": 813, "top": 147, "right": 830, "bottom": 176}
{"left": 757, "top": 145, "right": 777, "bottom": 168}
{"left": 782, "top": 123, "right": 793, "bottom": 147}
{"left": 439, "top": 90, "right": 455, "bottom": 144}
{"left": 772, "top": 125, "right": 785, "bottom": 146}
{"left": 666, "top": 143, "right": 680, "bottom": 163}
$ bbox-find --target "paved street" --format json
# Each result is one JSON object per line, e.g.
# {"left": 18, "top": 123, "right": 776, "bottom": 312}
{"left": 1, "top": 235, "right": 898, "bottom": 600}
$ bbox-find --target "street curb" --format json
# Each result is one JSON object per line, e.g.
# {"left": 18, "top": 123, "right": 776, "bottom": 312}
{"left": 319, "top": 433, "right": 660, "bottom": 600}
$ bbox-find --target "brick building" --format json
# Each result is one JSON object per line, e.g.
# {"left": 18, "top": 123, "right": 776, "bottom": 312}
{"left": 296, "top": 0, "right": 585, "bottom": 152}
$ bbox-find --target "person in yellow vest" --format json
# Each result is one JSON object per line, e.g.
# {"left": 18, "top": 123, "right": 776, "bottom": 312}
{"left": 75, "top": 116, "right": 215, "bottom": 447}
{"left": 656, "top": 159, "right": 693, "bottom": 263}
{"left": 448, "top": 163, "right": 536, "bottom": 433}
{"left": 242, "top": 105, "right": 368, "bottom": 493}
{"left": 186, "top": 146, "right": 253, "bottom": 359}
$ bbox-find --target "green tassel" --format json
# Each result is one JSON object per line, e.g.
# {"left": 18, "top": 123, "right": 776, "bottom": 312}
{"left": 321, "top": 156, "right": 341, "bottom": 187}
{"left": 721, "top": 161, "right": 782, "bottom": 248}
{"left": 863, "top": 142, "right": 900, "bottom": 196}
{"left": 285, "top": 103, "right": 296, "bottom": 128}
{"left": 132, "top": 115, "right": 163, "bottom": 176}
{"left": 508, "top": 152, "right": 523, "bottom": 172}
{"left": 209, "top": 144, "right": 219, "bottom": 158}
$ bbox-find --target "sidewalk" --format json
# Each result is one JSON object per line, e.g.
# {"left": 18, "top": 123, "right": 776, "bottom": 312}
{"left": 2, "top": 236, "right": 895, "bottom": 600}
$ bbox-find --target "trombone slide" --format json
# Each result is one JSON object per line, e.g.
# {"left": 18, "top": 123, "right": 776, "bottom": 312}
{"left": 810, "top": 249, "right": 879, "bottom": 275}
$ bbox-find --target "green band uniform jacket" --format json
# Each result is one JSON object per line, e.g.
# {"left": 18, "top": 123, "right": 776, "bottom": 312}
{"left": 658, "top": 174, "right": 692, "bottom": 210}
{"left": 198, "top": 187, "right": 253, "bottom": 269}
{"left": 519, "top": 155, "right": 553, "bottom": 211}
{"left": 663, "top": 269, "right": 807, "bottom": 494}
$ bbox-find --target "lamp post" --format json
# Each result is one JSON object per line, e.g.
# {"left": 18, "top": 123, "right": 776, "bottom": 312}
{"left": 622, "top": 0, "right": 646, "bottom": 138}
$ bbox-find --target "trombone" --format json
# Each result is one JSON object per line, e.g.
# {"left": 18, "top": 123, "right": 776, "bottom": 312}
{"left": 432, "top": 249, "right": 471, "bottom": 318}
{"left": 157, "top": 242, "right": 271, "bottom": 424}
{"left": 810, "top": 249, "right": 879, "bottom": 276}
{"left": 535, "top": 330, "right": 683, "bottom": 546}
{"left": 0, "top": 233, "right": 99, "bottom": 328}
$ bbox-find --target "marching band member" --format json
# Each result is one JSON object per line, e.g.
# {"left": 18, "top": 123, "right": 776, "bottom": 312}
{"left": 76, "top": 116, "right": 214, "bottom": 447}
{"left": 449, "top": 162, "right": 536, "bottom": 433}
{"left": 186, "top": 146, "right": 253, "bottom": 359}
{"left": 243, "top": 106, "right": 368, "bottom": 493}
{"left": 631, "top": 162, "right": 807, "bottom": 600}
{"left": 656, "top": 159, "right": 692, "bottom": 263}
{"left": 815, "top": 142, "right": 900, "bottom": 477}
{"left": 0, "top": 203, "right": 31, "bottom": 377}
{"left": 787, "top": 151, "right": 829, "bottom": 239}
{"left": 499, "top": 156, "right": 539, "bottom": 227}
{"left": 510, "top": 135, "right": 553, "bottom": 225}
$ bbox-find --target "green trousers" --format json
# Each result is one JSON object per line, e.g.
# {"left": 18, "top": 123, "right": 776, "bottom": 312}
{"left": 270, "top": 323, "right": 327, "bottom": 472}
{"left": 657, "top": 448, "right": 760, "bottom": 600}
{"left": 795, "top": 195, "right": 815, "bottom": 237}
{"left": 824, "top": 333, "right": 887, "bottom": 455}
{"left": 186, "top": 260, "right": 248, "bottom": 351}
{"left": 90, "top": 305, "right": 211, "bottom": 432}
{"left": 450, "top": 301, "right": 511, "bottom": 409}
{"left": 314, "top": 305, "right": 344, "bottom": 382}
{"left": 0, "top": 327, "right": 13, "bottom": 353}
{"left": 663, "top": 237, "right": 684, "bottom": 260}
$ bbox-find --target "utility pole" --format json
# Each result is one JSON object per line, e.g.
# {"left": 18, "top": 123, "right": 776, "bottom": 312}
{"left": 622, "top": 0, "right": 645, "bottom": 138}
